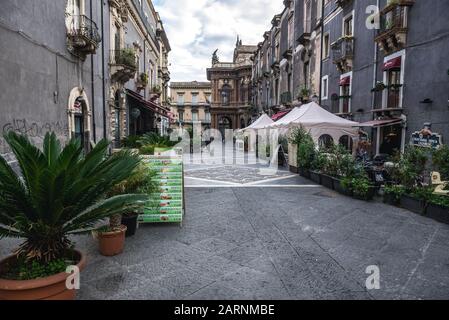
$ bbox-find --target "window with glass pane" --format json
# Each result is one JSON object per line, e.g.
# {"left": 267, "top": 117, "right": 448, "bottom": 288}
{"left": 192, "top": 111, "right": 198, "bottom": 122}
{"left": 177, "top": 94, "right": 184, "bottom": 105}
{"left": 192, "top": 93, "right": 198, "bottom": 106}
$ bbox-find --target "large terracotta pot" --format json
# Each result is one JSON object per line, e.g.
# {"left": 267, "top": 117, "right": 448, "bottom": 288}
{"left": 0, "top": 250, "right": 86, "bottom": 300}
{"left": 97, "top": 225, "right": 127, "bottom": 257}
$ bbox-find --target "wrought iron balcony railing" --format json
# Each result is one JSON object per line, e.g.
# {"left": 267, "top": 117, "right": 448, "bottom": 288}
{"left": 332, "top": 37, "right": 354, "bottom": 72}
{"left": 375, "top": 0, "right": 414, "bottom": 53}
{"left": 110, "top": 49, "right": 137, "bottom": 70}
{"left": 66, "top": 15, "right": 101, "bottom": 56}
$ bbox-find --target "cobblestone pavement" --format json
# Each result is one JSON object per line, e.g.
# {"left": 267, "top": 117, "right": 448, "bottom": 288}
{"left": 1, "top": 160, "right": 449, "bottom": 300}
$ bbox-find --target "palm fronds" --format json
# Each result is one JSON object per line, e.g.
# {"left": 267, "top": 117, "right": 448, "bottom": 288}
{"left": 0, "top": 132, "right": 146, "bottom": 263}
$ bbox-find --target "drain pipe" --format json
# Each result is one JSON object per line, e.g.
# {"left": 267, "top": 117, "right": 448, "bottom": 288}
{"left": 318, "top": 0, "right": 325, "bottom": 106}
{"left": 90, "top": 0, "right": 97, "bottom": 142}
{"left": 100, "top": 0, "right": 107, "bottom": 140}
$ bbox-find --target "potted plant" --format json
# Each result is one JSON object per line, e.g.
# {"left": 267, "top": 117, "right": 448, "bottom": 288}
{"left": 310, "top": 151, "right": 326, "bottom": 185}
{"left": 352, "top": 175, "right": 376, "bottom": 201}
{"left": 383, "top": 184, "right": 405, "bottom": 206}
{"left": 99, "top": 164, "right": 158, "bottom": 242}
{"left": 299, "top": 86, "right": 310, "bottom": 102}
{"left": 297, "top": 132, "right": 315, "bottom": 179}
{"left": 137, "top": 72, "right": 149, "bottom": 89}
{"left": 371, "top": 81, "right": 386, "bottom": 92}
{"left": 0, "top": 132, "right": 145, "bottom": 300}
{"left": 116, "top": 48, "right": 137, "bottom": 70}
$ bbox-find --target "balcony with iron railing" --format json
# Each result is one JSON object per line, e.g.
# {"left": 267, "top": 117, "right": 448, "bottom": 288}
{"left": 109, "top": 48, "right": 137, "bottom": 83}
{"left": 130, "top": 0, "right": 158, "bottom": 46}
{"left": 375, "top": 0, "right": 415, "bottom": 54}
{"left": 66, "top": 15, "right": 101, "bottom": 58}
{"left": 372, "top": 84, "right": 403, "bottom": 113}
{"left": 332, "top": 37, "right": 354, "bottom": 73}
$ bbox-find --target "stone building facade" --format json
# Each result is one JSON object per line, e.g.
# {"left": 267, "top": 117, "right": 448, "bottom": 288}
{"left": 252, "top": 0, "right": 449, "bottom": 154}
{"left": 169, "top": 81, "right": 212, "bottom": 131}
{"left": 0, "top": 0, "right": 170, "bottom": 164}
{"left": 207, "top": 40, "right": 256, "bottom": 136}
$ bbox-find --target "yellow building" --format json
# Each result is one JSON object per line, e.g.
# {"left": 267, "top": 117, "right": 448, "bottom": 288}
{"left": 169, "top": 81, "right": 212, "bottom": 130}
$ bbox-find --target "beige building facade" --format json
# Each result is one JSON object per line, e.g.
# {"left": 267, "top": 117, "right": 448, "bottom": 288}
{"left": 169, "top": 81, "right": 212, "bottom": 130}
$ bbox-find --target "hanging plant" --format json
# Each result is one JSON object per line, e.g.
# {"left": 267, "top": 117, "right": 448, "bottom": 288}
{"left": 371, "top": 81, "right": 386, "bottom": 92}
{"left": 139, "top": 72, "right": 149, "bottom": 87}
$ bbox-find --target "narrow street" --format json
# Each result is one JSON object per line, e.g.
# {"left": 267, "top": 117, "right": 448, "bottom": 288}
{"left": 1, "top": 152, "right": 449, "bottom": 300}
{"left": 68, "top": 160, "right": 449, "bottom": 299}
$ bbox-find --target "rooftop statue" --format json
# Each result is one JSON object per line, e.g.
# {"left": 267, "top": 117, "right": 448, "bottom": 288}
{"left": 212, "top": 49, "right": 219, "bottom": 65}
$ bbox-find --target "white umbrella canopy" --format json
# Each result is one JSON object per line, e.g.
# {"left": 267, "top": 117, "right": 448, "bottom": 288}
{"left": 243, "top": 114, "right": 274, "bottom": 130}
{"left": 265, "top": 102, "right": 360, "bottom": 146}
{"left": 267, "top": 102, "right": 359, "bottom": 129}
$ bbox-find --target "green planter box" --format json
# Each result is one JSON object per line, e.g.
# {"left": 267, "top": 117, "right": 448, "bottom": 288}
{"left": 299, "top": 168, "right": 311, "bottom": 179}
{"left": 310, "top": 171, "right": 321, "bottom": 184}
{"left": 321, "top": 174, "right": 335, "bottom": 190}
{"left": 425, "top": 203, "right": 449, "bottom": 224}
{"left": 401, "top": 194, "right": 426, "bottom": 215}
{"left": 334, "top": 179, "right": 353, "bottom": 197}
{"left": 353, "top": 187, "right": 376, "bottom": 201}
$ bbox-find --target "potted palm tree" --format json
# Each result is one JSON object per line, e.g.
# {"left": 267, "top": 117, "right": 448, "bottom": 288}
{"left": 98, "top": 163, "right": 157, "bottom": 244}
{"left": 0, "top": 132, "right": 146, "bottom": 300}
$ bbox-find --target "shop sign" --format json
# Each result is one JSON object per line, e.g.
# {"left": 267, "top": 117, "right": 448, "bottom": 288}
{"left": 410, "top": 124, "right": 442, "bottom": 149}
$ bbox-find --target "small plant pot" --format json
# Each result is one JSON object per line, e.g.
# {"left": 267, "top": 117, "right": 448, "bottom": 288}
{"left": 122, "top": 214, "right": 138, "bottom": 237}
{"left": 321, "top": 174, "right": 335, "bottom": 190}
{"left": 400, "top": 194, "right": 426, "bottom": 215}
{"left": 334, "top": 179, "right": 353, "bottom": 197}
{"left": 425, "top": 203, "right": 449, "bottom": 224}
{"left": 310, "top": 171, "right": 322, "bottom": 184}
{"left": 0, "top": 250, "right": 86, "bottom": 300}
{"left": 97, "top": 225, "right": 127, "bottom": 257}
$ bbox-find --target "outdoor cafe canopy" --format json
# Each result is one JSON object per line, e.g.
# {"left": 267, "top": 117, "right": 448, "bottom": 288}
{"left": 265, "top": 102, "right": 360, "bottom": 145}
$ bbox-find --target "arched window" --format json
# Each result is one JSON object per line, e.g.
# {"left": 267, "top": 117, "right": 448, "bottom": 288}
{"left": 319, "top": 134, "right": 334, "bottom": 150}
{"left": 221, "top": 84, "right": 231, "bottom": 106}
{"left": 339, "top": 135, "right": 354, "bottom": 152}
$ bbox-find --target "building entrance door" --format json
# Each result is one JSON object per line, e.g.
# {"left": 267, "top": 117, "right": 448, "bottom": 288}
{"left": 218, "top": 116, "right": 232, "bottom": 141}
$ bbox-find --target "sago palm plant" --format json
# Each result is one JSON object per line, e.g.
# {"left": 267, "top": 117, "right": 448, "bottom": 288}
{"left": 0, "top": 132, "right": 147, "bottom": 263}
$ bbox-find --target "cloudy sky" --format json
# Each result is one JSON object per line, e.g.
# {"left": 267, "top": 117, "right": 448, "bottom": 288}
{"left": 153, "top": 0, "right": 283, "bottom": 82}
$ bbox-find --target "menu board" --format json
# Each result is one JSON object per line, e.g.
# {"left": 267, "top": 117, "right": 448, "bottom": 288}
{"left": 139, "top": 155, "right": 184, "bottom": 224}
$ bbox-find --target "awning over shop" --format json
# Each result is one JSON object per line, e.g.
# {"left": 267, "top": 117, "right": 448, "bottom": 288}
{"left": 339, "top": 76, "right": 351, "bottom": 86}
{"left": 356, "top": 118, "right": 402, "bottom": 128}
{"left": 272, "top": 110, "right": 291, "bottom": 121}
{"left": 126, "top": 89, "right": 169, "bottom": 117}
{"left": 383, "top": 56, "right": 402, "bottom": 70}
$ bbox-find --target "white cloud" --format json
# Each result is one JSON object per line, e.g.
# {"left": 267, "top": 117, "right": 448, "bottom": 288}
{"left": 153, "top": 0, "right": 283, "bottom": 82}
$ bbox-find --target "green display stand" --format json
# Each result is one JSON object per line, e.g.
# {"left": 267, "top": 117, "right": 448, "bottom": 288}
{"left": 139, "top": 155, "right": 185, "bottom": 225}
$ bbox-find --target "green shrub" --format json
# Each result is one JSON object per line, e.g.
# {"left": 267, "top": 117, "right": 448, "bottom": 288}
{"left": 121, "top": 135, "right": 142, "bottom": 148}
{"left": 138, "top": 132, "right": 179, "bottom": 148}
{"left": 384, "top": 184, "right": 405, "bottom": 203}
{"left": 433, "top": 145, "right": 449, "bottom": 180}
{"left": 297, "top": 136, "right": 315, "bottom": 170}
{"left": 394, "top": 146, "right": 428, "bottom": 190}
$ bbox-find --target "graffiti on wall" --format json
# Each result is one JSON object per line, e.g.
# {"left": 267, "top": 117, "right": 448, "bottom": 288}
{"left": 0, "top": 119, "right": 69, "bottom": 154}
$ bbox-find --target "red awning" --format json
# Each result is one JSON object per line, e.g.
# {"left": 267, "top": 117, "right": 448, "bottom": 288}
{"left": 356, "top": 118, "right": 402, "bottom": 128}
{"left": 383, "top": 56, "right": 402, "bottom": 70}
{"left": 339, "top": 76, "right": 351, "bottom": 86}
{"left": 272, "top": 110, "right": 290, "bottom": 121}
{"left": 126, "top": 89, "right": 169, "bottom": 117}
